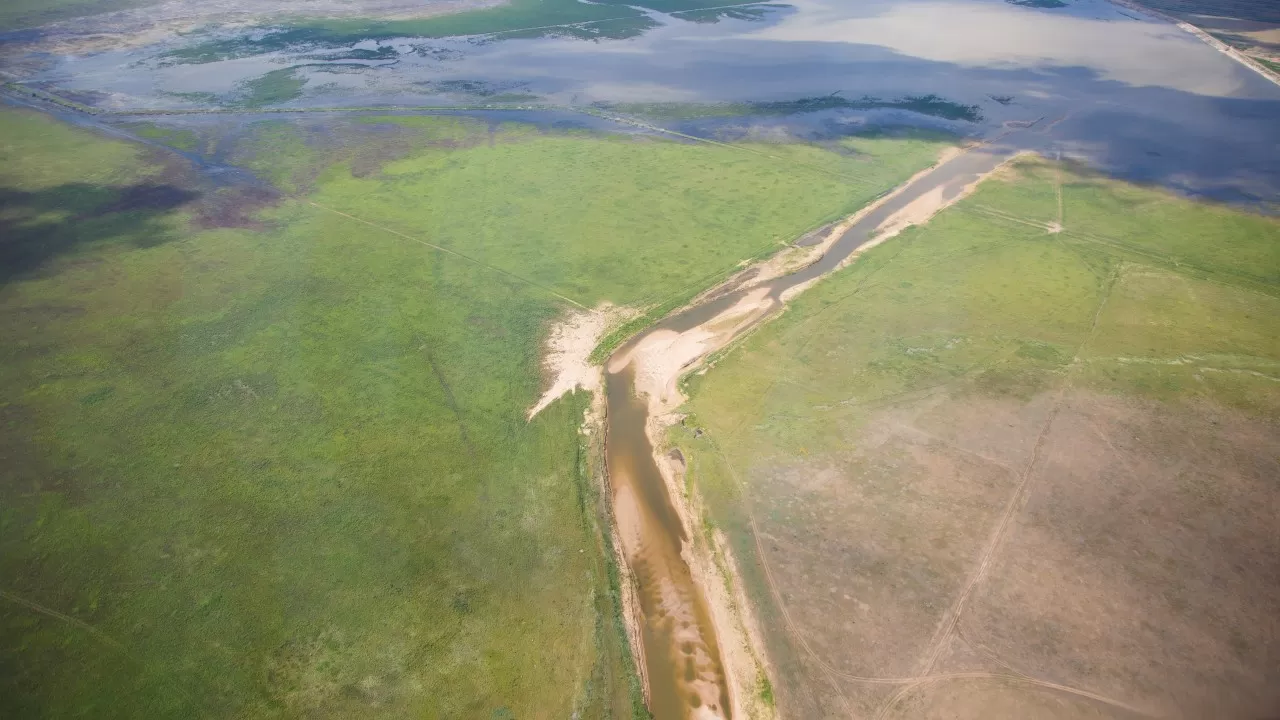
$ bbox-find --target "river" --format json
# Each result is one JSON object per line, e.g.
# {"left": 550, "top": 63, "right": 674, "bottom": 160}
{"left": 603, "top": 122, "right": 1051, "bottom": 718}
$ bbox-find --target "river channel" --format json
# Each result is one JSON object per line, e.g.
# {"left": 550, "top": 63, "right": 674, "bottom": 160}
{"left": 603, "top": 127, "right": 1041, "bottom": 719}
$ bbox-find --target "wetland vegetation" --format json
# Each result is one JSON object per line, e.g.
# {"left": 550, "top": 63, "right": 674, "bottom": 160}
{"left": 160, "top": 0, "right": 780, "bottom": 66}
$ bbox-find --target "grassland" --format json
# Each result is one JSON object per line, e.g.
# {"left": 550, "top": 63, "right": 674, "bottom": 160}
{"left": 0, "top": 105, "right": 951, "bottom": 718}
{"left": 675, "top": 158, "right": 1280, "bottom": 718}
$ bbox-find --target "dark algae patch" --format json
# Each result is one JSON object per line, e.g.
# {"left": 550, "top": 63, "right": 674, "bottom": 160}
{"left": 0, "top": 181, "right": 197, "bottom": 285}
{"left": 751, "top": 94, "right": 983, "bottom": 122}
{"left": 600, "top": 94, "right": 984, "bottom": 123}
{"left": 494, "top": 14, "right": 661, "bottom": 41}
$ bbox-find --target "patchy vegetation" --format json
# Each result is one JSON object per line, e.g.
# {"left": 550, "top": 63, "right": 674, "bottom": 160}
{"left": 677, "top": 157, "right": 1280, "bottom": 718}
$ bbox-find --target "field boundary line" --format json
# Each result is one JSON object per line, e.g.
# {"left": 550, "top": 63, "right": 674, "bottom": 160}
{"left": 0, "top": 588, "right": 206, "bottom": 706}
{"left": 306, "top": 201, "right": 590, "bottom": 309}
{"left": 423, "top": 347, "right": 477, "bottom": 457}
{"left": 1058, "top": 227, "right": 1278, "bottom": 298}
{"left": 914, "top": 390, "right": 1061, "bottom": 675}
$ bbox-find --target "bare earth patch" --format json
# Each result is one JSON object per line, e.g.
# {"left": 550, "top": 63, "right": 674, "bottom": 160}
{"left": 529, "top": 303, "right": 631, "bottom": 420}
{"left": 735, "top": 388, "right": 1280, "bottom": 719}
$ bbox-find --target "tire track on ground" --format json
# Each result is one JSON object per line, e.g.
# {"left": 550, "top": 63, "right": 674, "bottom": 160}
{"left": 910, "top": 264, "right": 1119, "bottom": 686}
{"left": 870, "top": 671, "right": 1157, "bottom": 720}
{"left": 0, "top": 588, "right": 202, "bottom": 708}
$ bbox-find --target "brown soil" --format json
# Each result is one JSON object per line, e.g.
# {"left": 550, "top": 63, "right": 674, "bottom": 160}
{"left": 732, "top": 388, "right": 1280, "bottom": 719}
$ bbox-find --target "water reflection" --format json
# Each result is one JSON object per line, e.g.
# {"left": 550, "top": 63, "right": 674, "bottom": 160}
{"left": 16, "top": 0, "right": 1277, "bottom": 203}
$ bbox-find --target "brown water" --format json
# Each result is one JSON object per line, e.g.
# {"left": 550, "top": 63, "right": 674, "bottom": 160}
{"left": 603, "top": 132, "right": 1037, "bottom": 719}
{"left": 605, "top": 366, "right": 731, "bottom": 719}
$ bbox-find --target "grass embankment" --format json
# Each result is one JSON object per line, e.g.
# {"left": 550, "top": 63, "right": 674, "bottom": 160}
{"left": 0, "top": 107, "right": 947, "bottom": 717}
{"left": 674, "top": 157, "right": 1280, "bottom": 716}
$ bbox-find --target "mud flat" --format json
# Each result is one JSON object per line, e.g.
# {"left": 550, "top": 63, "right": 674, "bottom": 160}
{"left": 602, "top": 127, "right": 1042, "bottom": 719}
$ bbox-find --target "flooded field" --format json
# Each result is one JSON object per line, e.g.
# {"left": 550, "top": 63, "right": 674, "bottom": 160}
{"left": 5, "top": 0, "right": 1279, "bottom": 204}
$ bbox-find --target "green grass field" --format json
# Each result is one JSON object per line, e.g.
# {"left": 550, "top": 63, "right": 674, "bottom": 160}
{"left": 0, "top": 107, "right": 950, "bottom": 718}
{"left": 673, "top": 157, "right": 1280, "bottom": 716}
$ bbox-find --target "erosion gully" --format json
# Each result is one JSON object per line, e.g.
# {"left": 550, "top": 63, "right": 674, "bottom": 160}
{"left": 604, "top": 131, "right": 1040, "bottom": 720}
